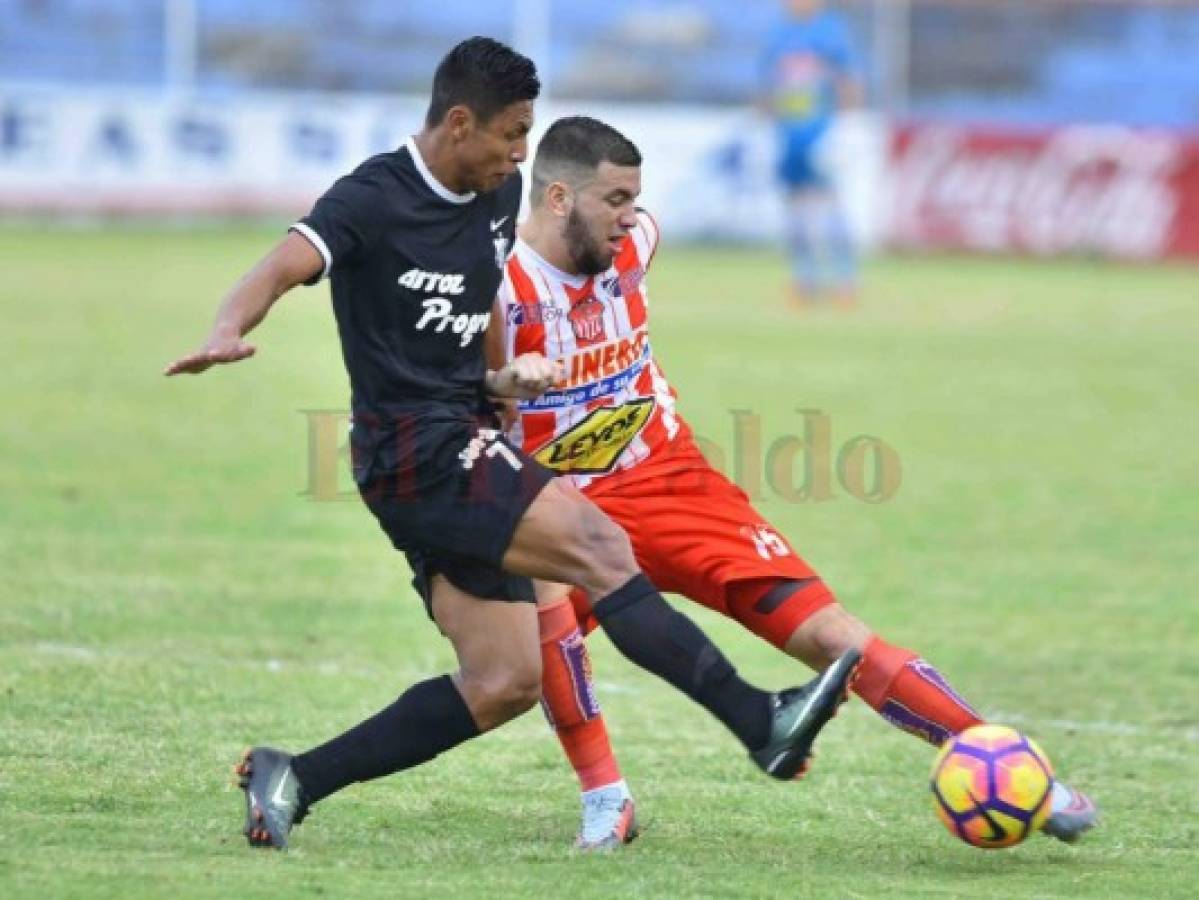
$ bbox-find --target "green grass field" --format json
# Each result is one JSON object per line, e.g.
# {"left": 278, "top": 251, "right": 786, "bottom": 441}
{"left": 2, "top": 227, "right": 1197, "bottom": 898}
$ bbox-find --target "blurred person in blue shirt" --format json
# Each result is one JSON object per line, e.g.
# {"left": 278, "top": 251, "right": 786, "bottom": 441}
{"left": 762, "top": 0, "right": 863, "bottom": 305}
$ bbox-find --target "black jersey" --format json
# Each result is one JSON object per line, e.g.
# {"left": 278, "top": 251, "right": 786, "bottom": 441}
{"left": 291, "top": 137, "right": 521, "bottom": 416}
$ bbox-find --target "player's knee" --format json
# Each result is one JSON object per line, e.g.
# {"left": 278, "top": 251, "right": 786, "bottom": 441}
{"left": 549, "top": 484, "right": 635, "bottom": 587}
{"left": 465, "top": 661, "right": 542, "bottom": 723}
{"left": 579, "top": 506, "right": 633, "bottom": 572}
{"left": 501, "top": 668, "right": 543, "bottom": 717}
{"left": 791, "top": 604, "right": 871, "bottom": 666}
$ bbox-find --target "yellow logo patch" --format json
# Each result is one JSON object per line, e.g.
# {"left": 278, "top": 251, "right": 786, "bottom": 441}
{"left": 534, "top": 399, "right": 655, "bottom": 474}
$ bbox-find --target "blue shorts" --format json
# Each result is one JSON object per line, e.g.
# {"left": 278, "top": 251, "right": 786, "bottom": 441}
{"left": 777, "top": 131, "right": 828, "bottom": 189}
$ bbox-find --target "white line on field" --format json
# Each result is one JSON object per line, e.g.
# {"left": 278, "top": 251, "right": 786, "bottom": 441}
{"left": 989, "top": 710, "right": 1199, "bottom": 743}
{"left": 29, "top": 642, "right": 1196, "bottom": 743}
{"left": 32, "top": 642, "right": 99, "bottom": 660}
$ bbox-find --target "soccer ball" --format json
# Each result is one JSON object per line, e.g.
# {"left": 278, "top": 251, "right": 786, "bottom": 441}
{"left": 930, "top": 724, "right": 1054, "bottom": 848}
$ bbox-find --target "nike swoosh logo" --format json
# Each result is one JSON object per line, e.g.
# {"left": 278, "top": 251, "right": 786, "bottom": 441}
{"left": 271, "top": 770, "right": 291, "bottom": 808}
{"left": 490, "top": 216, "right": 509, "bottom": 231}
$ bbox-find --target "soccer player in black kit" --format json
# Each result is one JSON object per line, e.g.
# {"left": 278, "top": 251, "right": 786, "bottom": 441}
{"left": 166, "top": 37, "right": 861, "bottom": 850}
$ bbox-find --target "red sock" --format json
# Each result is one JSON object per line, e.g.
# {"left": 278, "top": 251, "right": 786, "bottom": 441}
{"left": 568, "top": 587, "right": 600, "bottom": 638}
{"left": 853, "top": 636, "right": 984, "bottom": 747}
{"left": 538, "top": 598, "right": 621, "bottom": 791}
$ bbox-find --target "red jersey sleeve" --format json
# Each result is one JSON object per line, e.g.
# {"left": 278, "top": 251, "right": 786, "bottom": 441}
{"left": 633, "top": 208, "right": 661, "bottom": 268}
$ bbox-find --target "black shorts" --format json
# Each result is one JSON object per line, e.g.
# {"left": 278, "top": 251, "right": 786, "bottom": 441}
{"left": 351, "top": 405, "right": 555, "bottom": 607}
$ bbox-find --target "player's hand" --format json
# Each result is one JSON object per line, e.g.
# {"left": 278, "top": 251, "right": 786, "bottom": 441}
{"left": 493, "top": 397, "right": 519, "bottom": 431}
{"left": 164, "top": 333, "right": 257, "bottom": 376}
{"left": 486, "top": 353, "right": 563, "bottom": 399}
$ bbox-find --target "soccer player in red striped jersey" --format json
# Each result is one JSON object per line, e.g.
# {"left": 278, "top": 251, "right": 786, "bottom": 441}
{"left": 489, "top": 116, "right": 1097, "bottom": 850}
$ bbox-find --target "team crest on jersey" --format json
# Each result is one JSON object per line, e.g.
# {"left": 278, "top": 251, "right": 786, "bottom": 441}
{"left": 533, "top": 398, "right": 654, "bottom": 474}
{"left": 568, "top": 298, "right": 606, "bottom": 342}
{"left": 493, "top": 235, "right": 510, "bottom": 268}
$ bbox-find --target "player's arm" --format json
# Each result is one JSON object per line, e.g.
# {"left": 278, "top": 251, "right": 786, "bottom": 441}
{"left": 836, "top": 73, "right": 864, "bottom": 110}
{"left": 832, "top": 16, "right": 865, "bottom": 110}
{"left": 753, "top": 37, "right": 777, "bottom": 118}
{"left": 483, "top": 298, "right": 517, "bottom": 427}
{"left": 164, "top": 231, "right": 323, "bottom": 376}
{"left": 482, "top": 297, "right": 562, "bottom": 400}
{"left": 483, "top": 296, "right": 509, "bottom": 377}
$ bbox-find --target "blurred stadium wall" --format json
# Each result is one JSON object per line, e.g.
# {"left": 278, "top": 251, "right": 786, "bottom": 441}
{"left": 2, "top": 0, "right": 1197, "bottom": 259}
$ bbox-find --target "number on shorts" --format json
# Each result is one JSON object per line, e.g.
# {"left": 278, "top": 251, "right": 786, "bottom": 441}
{"left": 459, "top": 428, "right": 524, "bottom": 472}
{"left": 743, "top": 524, "right": 790, "bottom": 561}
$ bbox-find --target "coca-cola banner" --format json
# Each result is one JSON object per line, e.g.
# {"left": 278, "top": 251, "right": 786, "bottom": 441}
{"left": 889, "top": 124, "right": 1199, "bottom": 260}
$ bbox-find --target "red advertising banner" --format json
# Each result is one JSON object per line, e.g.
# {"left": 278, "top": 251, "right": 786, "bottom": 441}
{"left": 889, "top": 124, "right": 1199, "bottom": 260}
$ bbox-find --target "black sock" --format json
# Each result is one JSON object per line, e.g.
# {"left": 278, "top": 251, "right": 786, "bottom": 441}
{"left": 290, "top": 674, "right": 480, "bottom": 805}
{"left": 592, "top": 574, "right": 772, "bottom": 751}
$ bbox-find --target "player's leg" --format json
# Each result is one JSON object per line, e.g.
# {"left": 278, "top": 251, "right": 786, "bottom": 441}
{"left": 237, "top": 575, "right": 540, "bottom": 849}
{"left": 504, "top": 477, "right": 859, "bottom": 779}
{"left": 592, "top": 449, "right": 1091, "bottom": 839}
{"left": 623, "top": 459, "right": 984, "bottom": 748}
{"left": 813, "top": 183, "right": 858, "bottom": 305}
{"left": 536, "top": 580, "right": 637, "bottom": 850}
{"left": 506, "top": 478, "right": 772, "bottom": 752}
{"left": 536, "top": 580, "right": 621, "bottom": 793}
{"left": 779, "top": 136, "right": 825, "bottom": 304}
{"left": 728, "top": 587, "right": 983, "bottom": 745}
{"left": 784, "top": 187, "right": 821, "bottom": 304}
{"left": 729, "top": 583, "right": 1097, "bottom": 840}
{"left": 434, "top": 575, "right": 542, "bottom": 730}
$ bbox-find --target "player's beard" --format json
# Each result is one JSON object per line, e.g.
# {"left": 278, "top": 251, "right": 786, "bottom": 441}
{"left": 564, "top": 207, "right": 612, "bottom": 276}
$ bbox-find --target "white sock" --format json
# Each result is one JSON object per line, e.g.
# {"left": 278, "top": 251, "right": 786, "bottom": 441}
{"left": 1050, "top": 779, "right": 1073, "bottom": 812}
{"left": 582, "top": 779, "right": 630, "bottom": 803}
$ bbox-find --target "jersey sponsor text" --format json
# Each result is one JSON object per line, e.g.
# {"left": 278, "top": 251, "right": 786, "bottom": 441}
{"left": 398, "top": 267, "right": 466, "bottom": 295}
{"left": 533, "top": 399, "right": 655, "bottom": 474}
{"left": 415, "top": 298, "right": 490, "bottom": 347}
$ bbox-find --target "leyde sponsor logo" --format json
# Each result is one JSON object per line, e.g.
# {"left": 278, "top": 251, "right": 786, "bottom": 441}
{"left": 533, "top": 399, "right": 655, "bottom": 473}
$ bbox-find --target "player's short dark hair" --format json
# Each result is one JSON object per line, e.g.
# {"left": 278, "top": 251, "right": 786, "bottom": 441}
{"left": 425, "top": 37, "right": 540, "bottom": 127}
{"left": 530, "top": 116, "right": 642, "bottom": 201}
{"left": 537, "top": 116, "right": 642, "bottom": 171}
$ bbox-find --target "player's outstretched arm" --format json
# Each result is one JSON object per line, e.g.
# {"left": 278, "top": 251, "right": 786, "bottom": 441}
{"left": 164, "top": 231, "right": 324, "bottom": 376}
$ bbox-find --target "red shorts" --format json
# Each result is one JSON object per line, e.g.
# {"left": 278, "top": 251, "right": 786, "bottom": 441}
{"left": 570, "top": 437, "right": 835, "bottom": 647}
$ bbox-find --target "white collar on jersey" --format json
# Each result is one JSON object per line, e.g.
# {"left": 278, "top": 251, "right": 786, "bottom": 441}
{"left": 405, "top": 136, "right": 476, "bottom": 205}
{"left": 514, "top": 237, "right": 591, "bottom": 288}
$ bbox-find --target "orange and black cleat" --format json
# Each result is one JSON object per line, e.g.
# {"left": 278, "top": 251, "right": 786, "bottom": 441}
{"left": 749, "top": 648, "right": 861, "bottom": 780}
{"left": 236, "top": 746, "right": 309, "bottom": 850}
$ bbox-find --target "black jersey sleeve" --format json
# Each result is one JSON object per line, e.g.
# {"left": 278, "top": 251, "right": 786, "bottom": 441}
{"left": 291, "top": 173, "right": 384, "bottom": 285}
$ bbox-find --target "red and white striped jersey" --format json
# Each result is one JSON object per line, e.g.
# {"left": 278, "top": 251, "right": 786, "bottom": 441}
{"left": 498, "top": 209, "right": 690, "bottom": 490}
